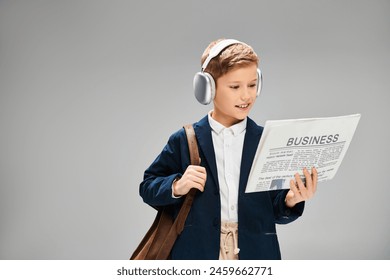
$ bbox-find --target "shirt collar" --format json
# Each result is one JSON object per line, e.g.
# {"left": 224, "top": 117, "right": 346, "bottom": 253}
{"left": 208, "top": 111, "right": 247, "bottom": 136}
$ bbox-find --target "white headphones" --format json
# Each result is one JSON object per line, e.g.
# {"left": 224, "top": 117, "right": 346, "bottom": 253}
{"left": 193, "top": 39, "right": 262, "bottom": 105}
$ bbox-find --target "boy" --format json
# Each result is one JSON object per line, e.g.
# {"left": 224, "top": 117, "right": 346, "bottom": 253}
{"left": 139, "top": 39, "right": 317, "bottom": 260}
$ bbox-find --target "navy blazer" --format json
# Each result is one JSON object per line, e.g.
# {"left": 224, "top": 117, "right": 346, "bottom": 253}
{"left": 140, "top": 115, "right": 304, "bottom": 259}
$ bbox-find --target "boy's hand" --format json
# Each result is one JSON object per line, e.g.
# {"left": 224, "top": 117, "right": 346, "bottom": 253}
{"left": 173, "top": 165, "right": 207, "bottom": 196}
{"left": 285, "top": 167, "right": 318, "bottom": 208}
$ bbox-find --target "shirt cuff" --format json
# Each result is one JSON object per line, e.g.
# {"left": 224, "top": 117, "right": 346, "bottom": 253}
{"left": 171, "top": 178, "right": 182, "bottom": 199}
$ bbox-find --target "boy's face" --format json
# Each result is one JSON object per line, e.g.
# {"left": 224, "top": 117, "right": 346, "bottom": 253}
{"left": 212, "top": 63, "right": 258, "bottom": 127}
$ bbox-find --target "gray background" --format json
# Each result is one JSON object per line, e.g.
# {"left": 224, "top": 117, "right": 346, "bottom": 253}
{"left": 0, "top": 0, "right": 389, "bottom": 259}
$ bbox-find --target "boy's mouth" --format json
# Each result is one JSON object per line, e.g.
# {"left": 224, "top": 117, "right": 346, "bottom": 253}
{"left": 235, "top": 104, "right": 250, "bottom": 108}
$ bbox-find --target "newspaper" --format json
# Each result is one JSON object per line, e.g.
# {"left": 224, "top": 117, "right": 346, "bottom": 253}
{"left": 245, "top": 114, "right": 361, "bottom": 193}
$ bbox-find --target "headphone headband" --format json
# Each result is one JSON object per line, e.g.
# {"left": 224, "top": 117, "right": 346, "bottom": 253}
{"left": 201, "top": 39, "right": 247, "bottom": 71}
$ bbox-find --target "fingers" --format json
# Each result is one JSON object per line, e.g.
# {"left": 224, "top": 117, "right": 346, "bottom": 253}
{"left": 289, "top": 179, "right": 301, "bottom": 199}
{"left": 173, "top": 165, "right": 207, "bottom": 196}
{"left": 303, "top": 167, "right": 318, "bottom": 196}
{"left": 285, "top": 180, "right": 301, "bottom": 208}
{"left": 187, "top": 165, "right": 207, "bottom": 180}
{"left": 185, "top": 165, "right": 207, "bottom": 192}
{"left": 311, "top": 167, "right": 318, "bottom": 193}
{"left": 288, "top": 167, "right": 318, "bottom": 204}
{"left": 296, "top": 172, "right": 311, "bottom": 200}
{"left": 186, "top": 165, "right": 206, "bottom": 187}
{"left": 294, "top": 172, "right": 306, "bottom": 198}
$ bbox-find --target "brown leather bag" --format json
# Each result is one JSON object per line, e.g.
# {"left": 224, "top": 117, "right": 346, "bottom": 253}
{"left": 130, "top": 124, "right": 200, "bottom": 260}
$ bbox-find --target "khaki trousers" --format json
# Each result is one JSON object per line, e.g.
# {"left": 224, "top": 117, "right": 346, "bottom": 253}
{"left": 219, "top": 221, "right": 239, "bottom": 260}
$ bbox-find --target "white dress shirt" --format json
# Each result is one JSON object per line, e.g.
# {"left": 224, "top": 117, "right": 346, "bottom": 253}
{"left": 208, "top": 111, "right": 247, "bottom": 222}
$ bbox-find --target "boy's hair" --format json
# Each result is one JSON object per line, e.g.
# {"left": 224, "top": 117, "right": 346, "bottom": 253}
{"left": 200, "top": 39, "right": 259, "bottom": 82}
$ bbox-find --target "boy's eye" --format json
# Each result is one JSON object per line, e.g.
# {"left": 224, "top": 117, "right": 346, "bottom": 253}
{"left": 249, "top": 83, "right": 257, "bottom": 88}
{"left": 229, "top": 85, "right": 240, "bottom": 89}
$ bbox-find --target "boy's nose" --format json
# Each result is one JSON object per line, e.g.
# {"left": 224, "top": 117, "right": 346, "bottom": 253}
{"left": 240, "top": 87, "right": 251, "bottom": 100}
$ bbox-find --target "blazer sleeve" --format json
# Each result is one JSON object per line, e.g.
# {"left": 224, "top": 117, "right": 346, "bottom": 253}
{"left": 272, "top": 189, "right": 305, "bottom": 224}
{"left": 139, "top": 128, "right": 189, "bottom": 208}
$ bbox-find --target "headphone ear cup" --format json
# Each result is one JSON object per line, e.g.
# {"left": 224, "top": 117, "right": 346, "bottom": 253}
{"left": 193, "top": 72, "right": 216, "bottom": 105}
{"left": 256, "top": 68, "right": 263, "bottom": 97}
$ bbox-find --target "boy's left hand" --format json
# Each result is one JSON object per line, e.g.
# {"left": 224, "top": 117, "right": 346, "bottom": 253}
{"left": 285, "top": 167, "right": 318, "bottom": 208}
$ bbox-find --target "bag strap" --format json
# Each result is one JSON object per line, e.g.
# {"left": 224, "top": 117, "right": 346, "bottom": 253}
{"left": 174, "top": 124, "right": 200, "bottom": 234}
{"left": 183, "top": 124, "right": 200, "bottom": 166}
{"left": 155, "top": 124, "right": 201, "bottom": 258}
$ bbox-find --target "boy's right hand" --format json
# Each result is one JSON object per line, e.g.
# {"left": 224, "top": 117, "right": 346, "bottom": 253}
{"left": 173, "top": 165, "right": 207, "bottom": 196}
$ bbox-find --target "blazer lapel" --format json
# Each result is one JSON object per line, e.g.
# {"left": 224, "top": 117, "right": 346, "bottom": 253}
{"left": 239, "top": 117, "right": 263, "bottom": 195}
